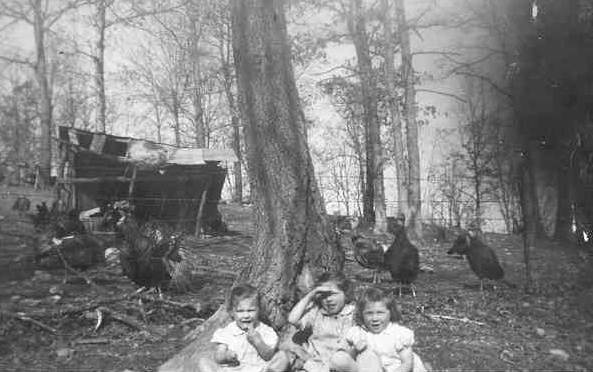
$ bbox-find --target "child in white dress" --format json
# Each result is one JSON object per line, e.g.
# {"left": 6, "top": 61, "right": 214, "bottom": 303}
{"left": 333, "top": 286, "right": 427, "bottom": 372}
{"left": 198, "top": 284, "right": 279, "bottom": 372}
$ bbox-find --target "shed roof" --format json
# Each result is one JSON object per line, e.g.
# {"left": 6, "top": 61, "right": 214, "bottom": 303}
{"left": 58, "top": 126, "right": 237, "bottom": 166}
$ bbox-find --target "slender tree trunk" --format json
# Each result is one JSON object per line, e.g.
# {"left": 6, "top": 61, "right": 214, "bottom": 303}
{"left": 220, "top": 32, "right": 243, "bottom": 203}
{"left": 189, "top": 12, "right": 206, "bottom": 148}
{"left": 348, "top": 0, "right": 386, "bottom": 231}
{"left": 33, "top": 0, "right": 52, "bottom": 188}
{"left": 172, "top": 92, "right": 181, "bottom": 146}
{"left": 158, "top": 1, "right": 343, "bottom": 369}
{"left": 381, "top": 0, "right": 408, "bottom": 217}
{"left": 95, "top": 0, "right": 106, "bottom": 132}
{"left": 518, "top": 143, "right": 536, "bottom": 291}
{"left": 395, "top": 0, "right": 422, "bottom": 237}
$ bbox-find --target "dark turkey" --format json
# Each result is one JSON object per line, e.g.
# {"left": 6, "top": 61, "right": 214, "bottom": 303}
{"left": 115, "top": 208, "right": 194, "bottom": 292}
{"left": 384, "top": 223, "right": 420, "bottom": 296}
{"left": 447, "top": 233, "right": 504, "bottom": 292}
{"left": 352, "top": 234, "right": 389, "bottom": 283}
{"left": 36, "top": 234, "right": 104, "bottom": 271}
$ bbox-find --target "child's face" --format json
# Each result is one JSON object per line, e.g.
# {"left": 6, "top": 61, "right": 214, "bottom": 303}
{"left": 318, "top": 281, "right": 346, "bottom": 315}
{"left": 362, "top": 301, "right": 390, "bottom": 334}
{"left": 231, "top": 296, "right": 259, "bottom": 331}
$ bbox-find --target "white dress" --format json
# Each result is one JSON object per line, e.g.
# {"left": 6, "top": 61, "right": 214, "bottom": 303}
{"left": 344, "top": 323, "right": 427, "bottom": 372}
{"left": 211, "top": 321, "right": 279, "bottom": 372}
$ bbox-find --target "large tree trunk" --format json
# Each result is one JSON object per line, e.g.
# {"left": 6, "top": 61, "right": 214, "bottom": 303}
{"left": 380, "top": 0, "right": 408, "bottom": 218}
{"left": 348, "top": 0, "right": 386, "bottom": 231}
{"left": 158, "top": 1, "right": 343, "bottom": 370}
{"left": 95, "top": 0, "right": 107, "bottom": 132}
{"left": 395, "top": 0, "right": 422, "bottom": 238}
{"left": 33, "top": 0, "right": 52, "bottom": 188}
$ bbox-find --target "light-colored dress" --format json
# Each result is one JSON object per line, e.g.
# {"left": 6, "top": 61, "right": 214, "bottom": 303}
{"left": 211, "top": 321, "right": 279, "bottom": 372}
{"left": 344, "top": 323, "right": 427, "bottom": 372}
{"left": 295, "top": 303, "right": 355, "bottom": 372}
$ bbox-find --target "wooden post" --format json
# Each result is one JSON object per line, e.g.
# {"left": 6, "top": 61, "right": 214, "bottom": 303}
{"left": 195, "top": 179, "right": 211, "bottom": 237}
{"left": 127, "top": 165, "right": 137, "bottom": 200}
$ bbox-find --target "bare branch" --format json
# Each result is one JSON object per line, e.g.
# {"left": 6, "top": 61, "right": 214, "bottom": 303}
{"left": 0, "top": 0, "right": 34, "bottom": 24}
{"left": 46, "top": 0, "right": 92, "bottom": 29}
{"left": 455, "top": 71, "right": 513, "bottom": 101}
{"left": 0, "top": 54, "right": 33, "bottom": 67}
{"left": 416, "top": 88, "right": 467, "bottom": 103}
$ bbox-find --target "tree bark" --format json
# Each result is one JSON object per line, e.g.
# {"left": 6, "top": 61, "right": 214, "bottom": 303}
{"left": 219, "top": 20, "right": 243, "bottom": 203}
{"left": 95, "top": 0, "right": 107, "bottom": 133}
{"left": 380, "top": 0, "right": 408, "bottom": 218}
{"left": 518, "top": 144, "right": 536, "bottom": 291}
{"left": 395, "top": 0, "right": 422, "bottom": 238}
{"left": 158, "top": 0, "right": 343, "bottom": 369}
{"left": 189, "top": 6, "right": 206, "bottom": 148}
{"left": 348, "top": 0, "right": 386, "bottom": 231}
{"left": 33, "top": 0, "right": 52, "bottom": 188}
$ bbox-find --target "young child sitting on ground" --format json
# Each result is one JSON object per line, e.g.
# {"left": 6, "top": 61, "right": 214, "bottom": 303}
{"left": 267, "top": 271, "right": 355, "bottom": 372}
{"left": 333, "top": 286, "right": 428, "bottom": 372}
{"left": 198, "top": 284, "right": 279, "bottom": 372}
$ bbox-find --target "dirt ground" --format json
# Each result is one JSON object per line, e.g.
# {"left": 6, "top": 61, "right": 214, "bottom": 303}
{"left": 0, "top": 185, "right": 592, "bottom": 371}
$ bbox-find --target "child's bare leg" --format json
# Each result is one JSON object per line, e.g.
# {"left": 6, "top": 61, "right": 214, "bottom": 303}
{"left": 266, "top": 350, "right": 291, "bottom": 372}
{"left": 355, "top": 350, "right": 382, "bottom": 372}
{"left": 329, "top": 350, "right": 358, "bottom": 372}
{"left": 197, "top": 356, "right": 221, "bottom": 372}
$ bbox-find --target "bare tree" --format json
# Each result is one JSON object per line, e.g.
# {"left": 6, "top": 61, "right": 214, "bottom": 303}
{"left": 395, "top": 0, "right": 422, "bottom": 237}
{"left": 347, "top": 0, "right": 386, "bottom": 231}
{"left": 380, "top": 0, "right": 408, "bottom": 221}
{"left": 0, "top": 0, "right": 86, "bottom": 187}
{"left": 159, "top": 1, "right": 343, "bottom": 369}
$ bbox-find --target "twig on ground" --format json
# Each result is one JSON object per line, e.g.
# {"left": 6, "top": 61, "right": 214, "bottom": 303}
{"left": 97, "top": 306, "right": 163, "bottom": 339}
{"left": 180, "top": 317, "right": 204, "bottom": 326}
{"left": 139, "top": 295, "right": 197, "bottom": 311}
{"left": 28, "top": 289, "right": 144, "bottom": 318}
{"left": 424, "top": 313, "right": 486, "bottom": 326}
{"left": 2, "top": 311, "right": 58, "bottom": 334}
{"left": 72, "top": 338, "right": 110, "bottom": 345}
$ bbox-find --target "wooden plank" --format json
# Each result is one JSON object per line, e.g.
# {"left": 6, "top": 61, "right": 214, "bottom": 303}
{"left": 57, "top": 176, "right": 134, "bottom": 184}
{"left": 195, "top": 178, "right": 211, "bottom": 237}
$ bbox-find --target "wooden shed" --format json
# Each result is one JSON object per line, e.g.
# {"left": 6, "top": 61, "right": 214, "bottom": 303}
{"left": 55, "top": 126, "right": 237, "bottom": 233}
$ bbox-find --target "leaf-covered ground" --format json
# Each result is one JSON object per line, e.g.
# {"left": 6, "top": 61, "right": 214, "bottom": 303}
{"left": 0, "top": 188, "right": 592, "bottom": 371}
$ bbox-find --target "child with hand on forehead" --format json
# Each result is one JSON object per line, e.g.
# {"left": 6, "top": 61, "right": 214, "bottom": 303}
{"left": 198, "top": 284, "right": 279, "bottom": 372}
{"left": 267, "top": 272, "right": 355, "bottom": 372}
{"left": 333, "top": 286, "right": 427, "bottom": 372}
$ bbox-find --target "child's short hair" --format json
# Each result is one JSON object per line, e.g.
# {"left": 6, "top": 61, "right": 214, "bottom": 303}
{"left": 227, "top": 284, "right": 260, "bottom": 312}
{"left": 354, "top": 286, "right": 402, "bottom": 326}
{"left": 315, "top": 271, "right": 353, "bottom": 302}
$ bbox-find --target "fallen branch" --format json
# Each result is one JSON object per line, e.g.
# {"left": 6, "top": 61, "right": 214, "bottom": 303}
{"left": 2, "top": 311, "right": 58, "bottom": 334}
{"left": 424, "top": 313, "right": 486, "bottom": 326}
{"left": 140, "top": 295, "right": 198, "bottom": 312}
{"left": 72, "top": 338, "right": 110, "bottom": 345}
{"left": 180, "top": 317, "right": 204, "bottom": 326}
{"left": 28, "top": 290, "right": 144, "bottom": 318}
{"left": 97, "top": 306, "right": 163, "bottom": 339}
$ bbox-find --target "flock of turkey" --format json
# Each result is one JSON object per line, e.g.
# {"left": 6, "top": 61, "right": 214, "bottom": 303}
{"left": 23, "top": 195, "right": 508, "bottom": 296}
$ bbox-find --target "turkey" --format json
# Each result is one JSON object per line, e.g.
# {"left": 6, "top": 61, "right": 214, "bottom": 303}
{"left": 352, "top": 234, "right": 390, "bottom": 283}
{"left": 36, "top": 234, "right": 104, "bottom": 272}
{"left": 352, "top": 214, "right": 420, "bottom": 296}
{"left": 114, "top": 202, "right": 195, "bottom": 292}
{"left": 384, "top": 222, "right": 420, "bottom": 297}
{"left": 447, "top": 232, "right": 506, "bottom": 292}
